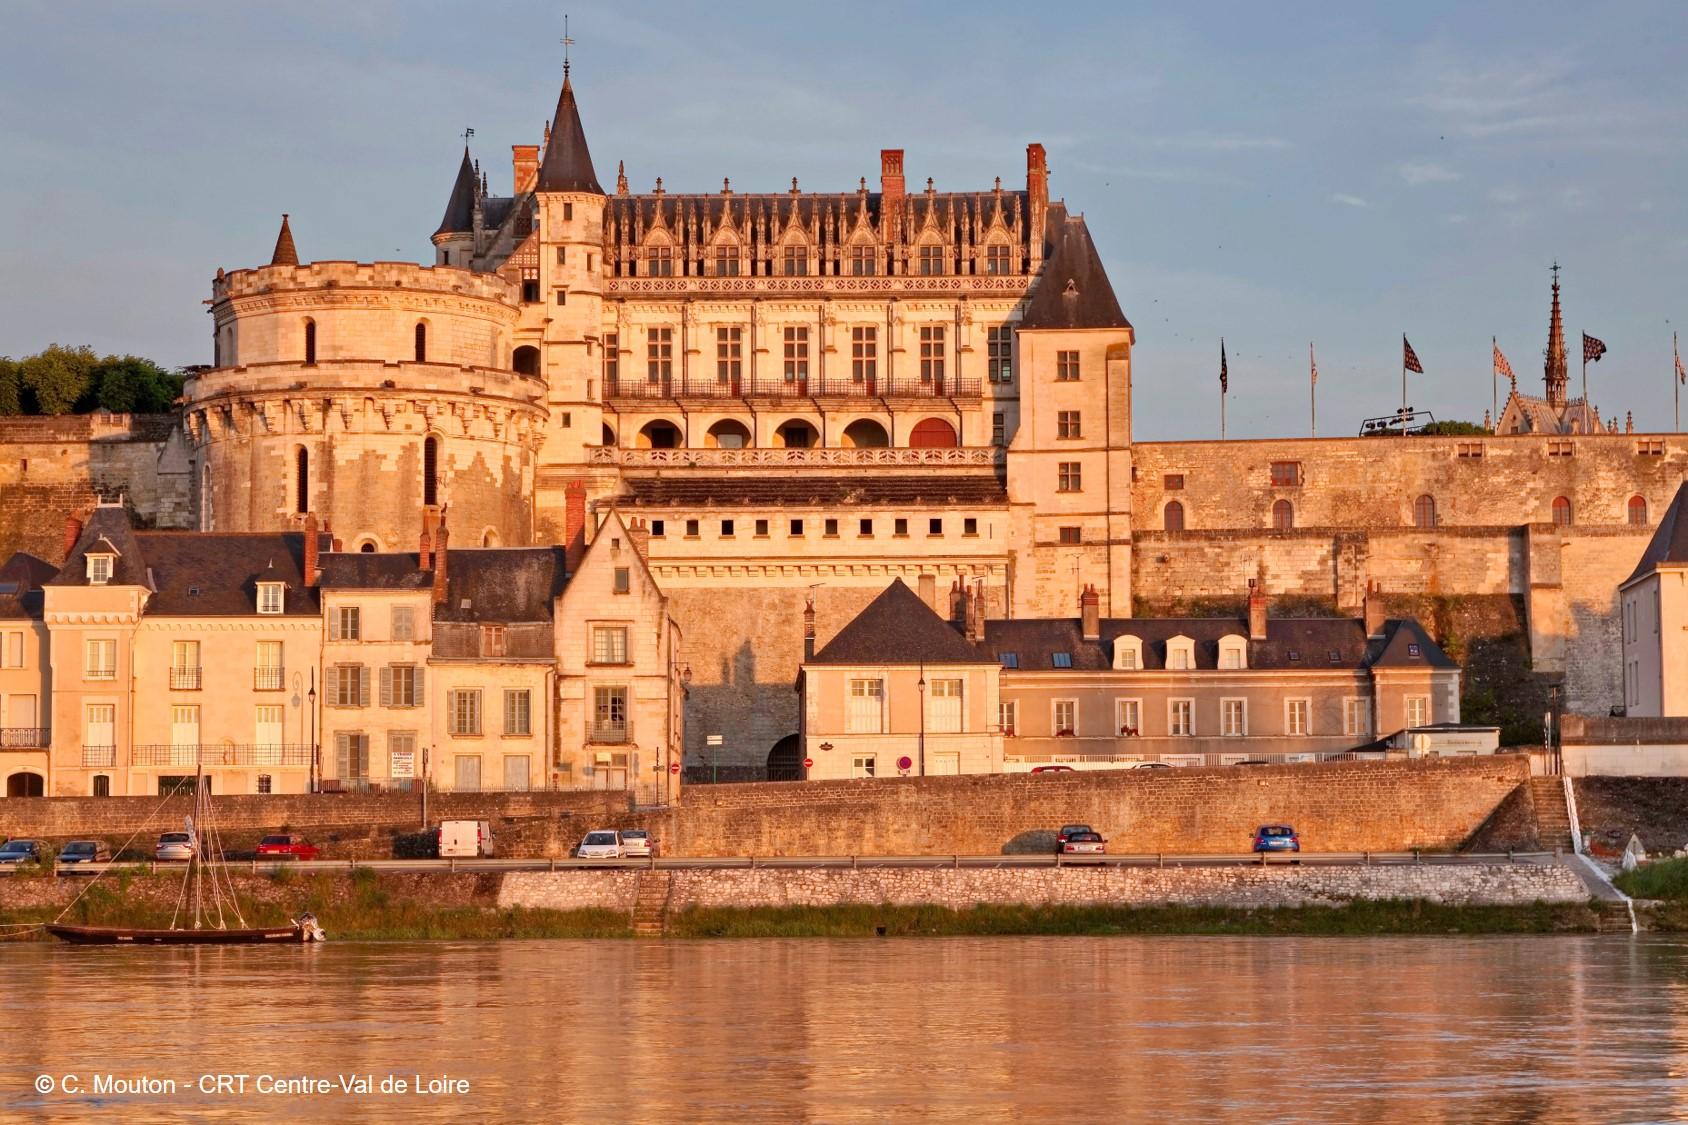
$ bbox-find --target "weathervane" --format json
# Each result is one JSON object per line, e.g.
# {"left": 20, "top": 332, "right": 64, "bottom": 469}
{"left": 461, "top": 126, "right": 474, "bottom": 147}
{"left": 561, "top": 13, "right": 573, "bottom": 78}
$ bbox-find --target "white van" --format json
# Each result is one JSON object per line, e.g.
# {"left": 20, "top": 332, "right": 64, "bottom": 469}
{"left": 437, "top": 820, "right": 494, "bottom": 858}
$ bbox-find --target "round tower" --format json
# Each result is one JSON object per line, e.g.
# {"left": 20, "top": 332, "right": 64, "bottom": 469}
{"left": 431, "top": 146, "right": 480, "bottom": 269}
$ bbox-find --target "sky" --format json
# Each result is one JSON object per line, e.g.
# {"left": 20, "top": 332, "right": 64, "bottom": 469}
{"left": 1, "top": 0, "right": 1685, "bottom": 440}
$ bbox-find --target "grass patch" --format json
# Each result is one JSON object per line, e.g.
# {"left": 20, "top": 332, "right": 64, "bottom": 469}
{"left": 666, "top": 899, "right": 1601, "bottom": 938}
{"left": 1615, "top": 856, "right": 1688, "bottom": 900}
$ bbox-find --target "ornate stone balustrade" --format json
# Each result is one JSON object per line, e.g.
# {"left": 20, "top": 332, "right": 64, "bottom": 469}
{"left": 590, "top": 446, "right": 1002, "bottom": 469}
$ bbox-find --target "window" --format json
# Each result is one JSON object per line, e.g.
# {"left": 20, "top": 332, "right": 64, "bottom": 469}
{"left": 1552, "top": 496, "right": 1573, "bottom": 527}
{"left": 414, "top": 322, "right": 427, "bottom": 362}
{"left": 563, "top": 202, "right": 574, "bottom": 221}
{"left": 1051, "top": 652, "right": 1072, "bottom": 669}
{"left": 170, "top": 641, "right": 201, "bottom": 690}
{"left": 716, "top": 327, "right": 743, "bottom": 384}
{"left": 1547, "top": 439, "right": 1575, "bottom": 458}
{"left": 721, "top": 519, "right": 735, "bottom": 538}
{"left": 782, "top": 243, "right": 808, "bottom": 277}
{"left": 651, "top": 519, "right": 666, "bottom": 538}
{"left": 1343, "top": 698, "right": 1370, "bottom": 737}
{"left": 85, "top": 638, "right": 116, "bottom": 681}
{"left": 330, "top": 664, "right": 368, "bottom": 708}
{"left": 894, "top": 518, "right": 909, "bottom": 537}
{"left": 331, "top": 606, "right": 361, "bottom": 641}
{"left": 335, "top": 732, "right": 370, "bottom": 782}
{"left": 859, "top": 518, "right": 873, "bottom": 537}
{"left": 603, "top": 333, "right": 619, "bottom": 385}
{"left": 1164, "top": 501, "right": 1185, "bottom": 532}
{"left": 851, "top": 327, "right": 877, "bottom": 383}
{"left": 294, "top": 447, "right": 310, "bottom": 514}
{"left": 1164, "top": 474, "right": 1185, "bottom": 490}
{"left": 1221, "top": 699, "right": 1247, "bottom": 737}
{"left": 84, "top": 704, "right": 115, "bottom": 749}
{"left": 479, "top": 624, "right": 506, "bottom": 658}
{"left": 1414, "top": 495, "right": 1438, "bottom": 529}
{"left": 647, "top": 328, "right": 674, "bottom": 383}
{"left": 964, "top": 518, "right": 979, "bottom": 537}
{"left": 646, "top": 244, "right": 674, "bottom": 277}
{"left": 448, "top": 689, "right": 483, "bottom": 736}
{"left": 87, "top": 554, "right": 113, "bottom": 585}
{"left": 1167, "top": 639, "right": 1193, "bottom": 671}
{"left": 1270, "top": 461, "right": 1302, "bottom": 487}
{"left": 613, "top": 567, "right": 631, "bottom": 594}
{"left": 928, "top": 679, "right": 963, "bottom": 733}
{"left": 592, "top": 685, "right": 629, "bottom": 742}
{"left": 1115, "top": 639, "right": 1140, "bottom": 670}
{"left": 987, "top": 326, "right": 1013, "bottom": 382}
{"left": 998, "top": 701, "right": 1017, "bottom": 736}
{"left": 1272, "top": 499, "right": 1294, "bottom": 531}
{"left": 521, "top": 277, "right": 540, "bottom": 303}
{"left": 1057, "top": 410, "right": 1083, "bottom": 439}
{"left": 919, "top": 326, "right": 946, "bottom": 384}
{"left": 1219, "top": 639, "right": 1245, "bottom": 670}
{"left": 918, "top": 244, "right": 946, "bottom": 275}
{"left": 173, "top": 705, "right": 200, "bottom": 757}
{"left": 1638, "top": 439, "right": 1666, "bottom": 456}
{"left": 851, "top": 755, "right": 877, "bottom": 779}
{"left": 1053, "top": 700, "right": 1077, "bottom": 736}
{"left": 254, "top": 704, "right": 284, "bottom": 753}
{"left": 824, "top": 518, "right": 839, "bottom": 537}
{"left": 382, "top": 664, "right": 420, "bottom": 708}
{"left": 554, "top": 290, "right": 567, "bottom": 306}
{"left": 685, "top": 519, "right": 700, "bottom": 538}
{"left": 1056, "top": 351, "right": 1079, "bottom": 381}
{"left": 1629, "top": 496, "right": 1649, "bottom": 526}
{"left": 847, "top": 678, "right": 884, "bottom": 733}
{"left": 985, "top": 243, "right": 1011, "bottom": 275}
{"left": 303, "top": 319, "right": 316, "bottom": 364}
{"left": 1058, "top": 527, "right": 1082, "bottom": 544}
{"left": 556, "top": 247, "right": 567, "bottom": 265}
{"left": 1, "top": 630, "right": 22, "bottom": 669}
{"left": 755, "top": 519, "right": 769, "bottom": 537}
{"left": 389, "top": 606, "right": 415, "bottom": 642}
{"left": 255, "top": 640, "right": 283, "bottom": 690}
{"left": 850, "top": 243, "right": 877, "bottom": 276}
{"left": 1286, "top": 698, "right": 1310, "bottom": 736}
{"left": 999, "top": 652, "right": 1019, "bottom": 669}
{"left": 259, "top": 774, "right": 275, "bottom": 794}
{"left": 992, "top": 413, "right": 1005, "bottom": 446}
{"left": 1456, "top": 442, "right": 1485, "bottom": 459}
{"left": 1116, "top": 698, "right": 1141, "bottom": 736}
{"left": 504, "top": 690, "right": 532, "bottom": 736}
{"left": 257, "top": 582, "right": 284, "bottom": 615}
{"left": 783, "top": 327, "right": 809, "bottom": 382}
{"left": 1406, "top": 696, "right": 1430, "bottom": 727}
{"left": 789, "top": 518, "right": 805, "bottom": 537}
{"left": 714, "top": 243, "right": 740, "bottom": 276}
{"left": 1169, "top": 699, "right": 1194, "bottom": 736}
{"left": 1058, "top": 462, "right": 1082, "bottom": 492}
{"left": 592, "top": 625, "right": 629, "bottom": 664}
{"left": 422, "top": 435, "right": 440, "bottom": 508}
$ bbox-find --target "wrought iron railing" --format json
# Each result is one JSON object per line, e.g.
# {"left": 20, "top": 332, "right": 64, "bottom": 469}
{"left": 131, "top": 744, "right": 312, "bottom": 767}
{"left": 589, "top": 445, "right": 1000, "bottom": 469}
{"left": 605, "top": 373, "right": 981, "bottom": 402}
{"left": 81, "top": 745, "right": 116, "bottom": 767}
{"left": 169, "top": 666, "right": 202, "bottom": 690}
{"left": 253, "top": 666, "right": 285, "bottom": 691}
{"left": 0, "top": 728, "right": 49, "bottom": 749}
{"left": 589, "top": 721, "right": 630, "bottom": 744}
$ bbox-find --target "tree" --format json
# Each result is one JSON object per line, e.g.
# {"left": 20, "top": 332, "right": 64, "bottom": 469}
{"left": 0, "top": 358, "right": 19, "bottom": 416}
{"left": 92, "top": 355, "right": 183, "bottom": 414}
{"left": 18, "top": 344, "right": 98, "bottom": 415}
{"left": 1418, "top": 420, "right": 1490, "bottom": 436}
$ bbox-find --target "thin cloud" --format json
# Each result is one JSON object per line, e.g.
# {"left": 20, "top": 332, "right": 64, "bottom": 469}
{"left": 1155, "top": 134, "right": 1291, "bottom": 152}
{"left": 1330, "top": 193, "right": 1369, "bottom": 208}
{"left": 1399, "top": 161, "right": 1461, "bottom": 185}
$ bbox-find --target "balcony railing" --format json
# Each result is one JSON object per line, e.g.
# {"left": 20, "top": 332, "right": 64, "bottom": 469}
{"left": 131, "top": 744, "right": 312, "bottom": 767}
{"left": 589, "top": 721, "right": 630, "bottom": 744}
{"left": 605, "top": 373, "right": 981, "bottom": 403}
{"left": 169, "top": 666, "right": 202, "bottom": 691}
{"left": 589, "top": 445, "right": 1001, "bottom": 469}
{"left": 254, "top": 666, "right": 285, "bottom": 691}
{"left": 81, "top": 746, "right": 116, "bottom": 767}
{"left": 0, "top": 728, "right": 49, "bottom": 750}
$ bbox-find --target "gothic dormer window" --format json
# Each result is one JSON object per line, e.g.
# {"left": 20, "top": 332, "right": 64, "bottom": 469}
{"left": 781, "top": 241, "right": 808, "bottom": 277}
{"left": 849, "top": 241, "right": 877, "bottom": 276}
{"left": 257, "top": 582, "right": 284, "bottom": 615}
{"left": 86, "top": 553, "right": 114, "bottom": 585}
{"left": 645, "top": 241, "right": 674, "bottom": 277}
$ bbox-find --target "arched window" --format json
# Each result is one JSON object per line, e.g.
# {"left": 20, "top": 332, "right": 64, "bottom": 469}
{"left": 1272, "top": 499, "right": 1294, "bottom": 531}
{"left": 303, "top": 319, "right": 316, "bottom": 365}
{"left": 1552, "top": 496, "right": 1573, "bottom": 527}
{"left": 423, "top": 436, "right": 439, "bottom": 507}
{"left": 841, "top": 418, "right": 890, "bottom": 448}
{"left": 1414, "top": 494, "right": 1438, "bottom": 529}
{"left": 513, "top": 346, "right": 540, "bottom": 377}
{"left": 294, "top": 447, "right": 309, "bottom": 514}
{"left": 358, "top": 541, "right": 377, "bottom": 554}
{"left": 1164, "top": 500, "right": 1185, "bottom": 532}
{"left": 414, "top": 322, "right": 427, "bottom": 363}
{"left": 1628, "top": 495, "right": 1648, "bottom": 526}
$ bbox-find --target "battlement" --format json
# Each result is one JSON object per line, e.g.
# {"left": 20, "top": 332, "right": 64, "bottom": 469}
{"left": 214, "top": 260, "right": 517, "bottom": 306}
{"left": 184, "top": 360, "right": 546, "bottom": 405}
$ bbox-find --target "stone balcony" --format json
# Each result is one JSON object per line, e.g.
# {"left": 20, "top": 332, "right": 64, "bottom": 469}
{"left": 590, "top": 446, "right": 1002, "bottom": 470}
{"left": 604, "top": 373, "right": 982, "bottom": 403}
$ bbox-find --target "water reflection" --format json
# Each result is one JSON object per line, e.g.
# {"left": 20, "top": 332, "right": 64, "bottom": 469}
{"left": 2, "top": 936, "right": 1686, "bottom": 1122}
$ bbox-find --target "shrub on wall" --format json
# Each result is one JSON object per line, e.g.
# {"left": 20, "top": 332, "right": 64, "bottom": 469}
{"left": 0, "top": 345, "right": 181, "bottom": 416}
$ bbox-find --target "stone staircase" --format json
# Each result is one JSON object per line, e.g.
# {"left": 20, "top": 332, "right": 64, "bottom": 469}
{"left": 631, "top": 870, "right": 672, "bottom": 938}
{"left": 1529, "top": 776, "right": 1574, "bottom": 851}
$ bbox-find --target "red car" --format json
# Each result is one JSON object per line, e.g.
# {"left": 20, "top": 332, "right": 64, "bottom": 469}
{"left": 255, "top": 834, "right": 320, "bottom": 862}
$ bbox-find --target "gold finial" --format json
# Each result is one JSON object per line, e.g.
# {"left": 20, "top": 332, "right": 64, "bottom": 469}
{"left": 561, "top": 14, "right": 573, "bottom": 79}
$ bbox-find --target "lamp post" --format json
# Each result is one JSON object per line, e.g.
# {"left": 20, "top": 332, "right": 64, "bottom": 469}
{"left": 308, "top": 672, "right": 318, "bottom": 794}
{"left": 917, "top": 664, "right": 927, "bottom": 778}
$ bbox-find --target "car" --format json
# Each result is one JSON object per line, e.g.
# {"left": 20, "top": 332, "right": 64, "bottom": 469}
{"left": 255, "top": 834, "right": 320, "bottom": 862}
{"left": 1061, "top": 831, "right": 1107, "bottom": 856}
{"left": 576, "top": 830, "right": 623, "bottom": 859}
{"left": 1030, "top": 765, "right": 1075, "bottom": 774}
{"left": 1054, "top": 824, "right": 1094, "bottom": 853}
{"left": 156, "top": 831, "right": 196, "bottom": 862}
{"left": 620, "top": 829, "right": 654, "bottom": 858}
{"left": 1130, "top": 761, "right": 1173, "bottom": 769}
{"left": 1236, "top": 760, "right": 1270, "bottom": 767}
{"left": 57, "top": 840, "right": 112, "bottom": 864}
{"left": 1252, "top": 824, "right": 1301, "bottom": 853}
{"left": 0, "top": 839, "right": 43, "bottom": 865}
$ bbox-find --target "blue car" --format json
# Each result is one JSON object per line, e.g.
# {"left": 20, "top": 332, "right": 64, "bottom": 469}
{"left": 1252, "top": 825, "right": 1300, "bottom": 853}
{"left": 0, "top": 839, "right": 43, "bottom": 865}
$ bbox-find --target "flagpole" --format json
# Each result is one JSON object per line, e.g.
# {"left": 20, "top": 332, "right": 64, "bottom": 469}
{"left": 1221, "top": 384, "right": 1227, "bottom": 441}
{"left": 1401, "top": 336, "right": 1407, "bottom": 437}
{"left": 1676, "top": 332, "right": 1681, "bottom": 434}
{"left": 1491, "top": 336, "right": 1498, "bottom": 434}
{"left": 1309, "top": 341, "right": 1316, "bottom": 438}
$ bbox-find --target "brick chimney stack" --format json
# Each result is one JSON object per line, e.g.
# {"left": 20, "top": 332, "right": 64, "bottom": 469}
{"left": 1247, "top": 579, "right": 1268, "bottom": 641}
{"left": 432, "top": 520, "right": 450, "bottom": 605}
{"left": 62, "top": 514, "right": 84, "bottom": 562}
{"left": 627, "top": 517, "right": 650, "bottom": 560}
{"left": 512, "top": 144, "right": 539, "bottom": 194}
{"left": 967, "top": 581, "right": 985, "bottom": 645}
{"left": 950, "top": 579, "right": 967, "bottom": 628}
{"left": 1080, "top": 584, "right": 1100, "bottom": 641}
{"left": 803, "top": 598, "right": 816, "bottom": 661}
{"left": 564, "top": 481, "right": 587, "bottom": 575}
{"left": 302, "top": 512, "right": 320, "bottom": 587}
{"left": 1363, "top": 580, "right": 1387, "bottom": 638}
{"left": 1026, "top": 143, "right": 1048, "bottom": 212}
{"left": 880, "top": 149, "right": 905, "bottom": 250}
{"left": 420, "top": 505, "right": 439, "bottom": 572}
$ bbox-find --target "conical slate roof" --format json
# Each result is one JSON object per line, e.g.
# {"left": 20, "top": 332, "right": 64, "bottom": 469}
{"left": 270, "top": 214, "right": 298, "bottom": 266}
{"left": 434, "top": 147, "right": 479, "bottom": 236}
{"left": 536, "top": 73, "right": 603, "bottom": 194}
{"left": 808, "top": 579, "right": 994, "bottom": 665}
{"left": 1625, "top": 481, "right": 1688, "bottom": 586}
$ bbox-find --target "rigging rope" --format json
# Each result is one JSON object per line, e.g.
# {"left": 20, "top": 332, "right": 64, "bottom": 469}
{"left": 53, "top": 775, "right": 198, "bottom": 927}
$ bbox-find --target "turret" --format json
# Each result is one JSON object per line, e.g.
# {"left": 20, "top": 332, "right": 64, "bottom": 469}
{"left": 432, "top": 146, "right": 479, "bottom": 268}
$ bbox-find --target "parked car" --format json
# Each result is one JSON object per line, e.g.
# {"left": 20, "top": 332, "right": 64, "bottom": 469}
{"left": 1236, "top": 760, "right": 1269, "bottom": 767}
{"left": 1055, "top": 824, "right": 1094, "bottom": 853}
{"left": 1252, "top": 824, "right": 1301, "bottom": 853}
{"left": 1061, "top": 831, "right": 1107, "bottom": 856}
{"left": 0, "top": 839, "right": 43, "bottom": 865}
{"left": 156, "top": 831, "right": 196, "bottom": 862}
{"left": 1130, "top": 761, "right": 1173, "bottom": 770}
{"left": 1030, "top": 765, "right": 1075, "bottom": 774}
{"left": 576, "top": 830, "right": 623, "bottom": 859}
{"left": 620, "top": 829, "right": 655, "bottom": 858}
{"left": 255, "top": 834, "right": 320, "bottom": 862}
{"left": 57, "top": 840, "right": 111, "bottom": 864}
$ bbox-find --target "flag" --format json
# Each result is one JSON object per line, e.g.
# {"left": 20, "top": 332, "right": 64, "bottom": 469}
{"left": 1403, "top": 335, "right": 1423, "bottom": 374}
{"left": 1310, "top": 343, "right": 1318, "bottom": 387}
{"left": 1677, "top": 334, "right": 1685, "bottom": 385}
{"left": 1220, "top": 339, "right": 1228, "bottom": 394}
{"left": 1493, "top": 342, "right": 1514, "bottom": 382}
{"left": 1583, "top": 333, "right": 1607, "bottom": 363}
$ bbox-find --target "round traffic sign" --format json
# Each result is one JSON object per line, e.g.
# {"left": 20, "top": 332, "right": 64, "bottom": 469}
{"left": 897, "top": 756, "right": 913, "bottom": 771}
{"left": 803, "top": 757, "right": 815, "bottom": 769}
{"left": 669, "top": 761, "right": 681, "bottom": 774}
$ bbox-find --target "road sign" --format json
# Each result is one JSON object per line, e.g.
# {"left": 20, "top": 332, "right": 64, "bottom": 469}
{"left": 669, "top": 761, "right": 681, "bottom": 774}
{"left": 803, "top": 757, "right": 814, "bottom": 769}
{"left": 897, "top": 756, "right": 913, "bottom": 771}
{"left": 706, "top": 734, "right": 724, "bottom": 747}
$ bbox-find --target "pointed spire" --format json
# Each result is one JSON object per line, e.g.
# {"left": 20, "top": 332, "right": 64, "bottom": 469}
{"left": 434, "top": 147, "right": 479, "bottom": 236}
{"left": 1544, "top": 261, "right": 1568, "bottom": 408}
{"left": 270, "top": 214, "right": 298, "bottom": 266}
{"left": 536, "top": 68, "right": 604, "bottom": 194}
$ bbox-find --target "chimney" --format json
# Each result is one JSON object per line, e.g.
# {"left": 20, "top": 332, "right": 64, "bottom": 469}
{"left": 63, "top": 514, "right": 84, "bottom": 562}
{"left": 967, "top": 581, "right": 985, "bottom": 645}
{"left": 917, "top": 573, "right": 937, "bottom": 614}
{"left": 432, "top": 520, "right": 450, "bottom": 605}
{"left": 1080, "top": 584, "right": 1100, "bottom": 641}
{"left": 512, "top": 144, "right": 539, "bottom": 194}
{"left": 1363, "top": 580, "right": 1387, "bottom": 638}
{"left": 302, "top": 512, "right": 320, "bottom": 587}
{"left": 420, "top": 505, "right": 439, "bottom": 571}
{"left": 1247, "top": 579, "right": 1268, "bottom": 641}
{"left": 1026, "top": 143, "right": 1048, "bottom": 211}
{"left": 880, "top": 149, "right": 905, "bottom": 246}
{"left": 627, "top": 517, "right": 650, "bottom": 560}
{"left": 803, "top": 598, "right": 816, "bottom": 661}
{"left": 949, "top": 579, "right": 967, "bottom": 627}
{"left": 564, "top": 481, "right": 587, "bottom": 575}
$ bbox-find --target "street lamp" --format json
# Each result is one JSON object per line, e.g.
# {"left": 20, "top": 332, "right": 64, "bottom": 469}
{"left": 917, "top": 663, "right": 927, "bottom": 777}
{"left": 308, "top": 672, "right": 318, "bottom": 793}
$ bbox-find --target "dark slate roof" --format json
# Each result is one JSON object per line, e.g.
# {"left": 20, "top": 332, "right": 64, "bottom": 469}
{"left": 616, "top": 474, "right": 1007, "bottom": 509}
{"left": 481, "top": 196, "right": 517, "bottom": 231}
{"left": 1019, "top": 205, "right": 1130, "bottom": 331}
{"left": 1626, "top": 481, "right": 1688, "bottom": 585}
{"left": 435, "top": 147, "right": 479, "bottom": 237}
{"left": 51, "top": 505, "right": 148, "bottom": 588}
{"left": 809, "top": 579, "right": 995, "bottom": 665}
{"left": 536, "top": 74, "right": 603, "bottom": 194}
{"left": 271, "top": 213, "right": 298, "bottom": 266}
{"left": 0, "top": 553, "right": 56, "bottom": 620}
{"left": 1371, "top": 619, "right": 1460, "bottom": 670}
{"left": 317, "top": 548, "right": 567, "bottom": 623}
{"left": 605, "top": 188, "right": 1031, "bottom": 245}
{"left": 133, "top": 532, "right": 325, "bottom": 616}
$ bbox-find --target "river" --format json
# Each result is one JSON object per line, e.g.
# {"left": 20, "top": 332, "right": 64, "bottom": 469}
{"left": 2, "top": 935, "right": 1685, "bottom": 1122}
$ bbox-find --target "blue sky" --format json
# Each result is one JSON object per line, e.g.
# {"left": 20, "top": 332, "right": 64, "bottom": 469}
{"left": 1, "top": 1, "right": 1684, "bottom": 439}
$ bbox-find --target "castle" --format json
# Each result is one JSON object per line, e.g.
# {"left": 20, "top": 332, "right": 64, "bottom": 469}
{"left": 3, "top": 61, "right": 1683, "bottom": 773}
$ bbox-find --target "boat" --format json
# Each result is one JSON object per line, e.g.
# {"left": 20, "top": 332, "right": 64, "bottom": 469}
{"left": 47, "top": 760, "right": 326, "bottom": 946}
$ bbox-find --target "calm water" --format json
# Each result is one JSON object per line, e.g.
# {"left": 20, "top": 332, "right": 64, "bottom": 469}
{"left": 2, "top": 936, "right": 1687, "bottom": 1122}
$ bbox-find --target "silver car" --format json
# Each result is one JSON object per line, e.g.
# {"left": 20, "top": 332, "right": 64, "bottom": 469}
{"left": 620, "top": 829, "right": 654, "bottom": 858}
{"left": 576, "top": 830, "right": 622, "bottom": 859}
{"left": 156, "top": 831, "right": 196, "bottom": 862}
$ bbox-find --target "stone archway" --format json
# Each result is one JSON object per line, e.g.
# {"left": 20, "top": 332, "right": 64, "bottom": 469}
{"left": 766, "top": 735, "right": 802, "bottom": 782}
{"left": 6, "top": 772, "right": 44, "bottom": 798}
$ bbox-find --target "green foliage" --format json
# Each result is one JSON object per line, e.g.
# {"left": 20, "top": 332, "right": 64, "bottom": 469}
{"left": 1418, "top": 420, "right": 1491, "bottom": 436}
{"left": 0, "top": 358, "right": 20, "bottom": 416}
{"left": 18, "top": 344, "right": 98, "bottom": 415}
{"left": 1615, "top": 857, "right": 1688, "bottom": 900}
{"left": 1, "top": 345, "right": 180, "bottom": 416}
{"left": 92, "top": 356, "right": 183, "bottom": 414}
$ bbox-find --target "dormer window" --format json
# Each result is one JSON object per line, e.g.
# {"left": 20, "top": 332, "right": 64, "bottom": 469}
{"left": 1217, "top": 635, "right": 1248, "bottom": 670}
{"left": 1166, "top": 636, "right": 1196, "bottom": 671}
{"left": 1114, "top": 637, "right": 1142, "bottom": 670}
{"left": 86, "top": 554, "right": 114, "bottom": 585}
{"left": 257, "top": 582, "right": 284, "bottom": 615}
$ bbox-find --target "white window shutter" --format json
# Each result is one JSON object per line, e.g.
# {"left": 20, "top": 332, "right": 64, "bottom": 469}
{"left": 415, "top": 665, "right": 425, "bottom": 705}
{"left": 358, "top": 665, "right": 370, "bottom": 708}
{"left": 379, "top": 667, "right": 393, "bottom": 708}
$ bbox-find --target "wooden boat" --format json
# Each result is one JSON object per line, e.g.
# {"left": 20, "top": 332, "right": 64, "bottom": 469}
{"left": 46, "top": 922, "right": 312, "bottom": 945}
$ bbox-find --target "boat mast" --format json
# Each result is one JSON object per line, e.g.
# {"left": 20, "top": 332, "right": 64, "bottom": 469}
{"left": 191, "top": 757, "right": 204, "bottom": 930}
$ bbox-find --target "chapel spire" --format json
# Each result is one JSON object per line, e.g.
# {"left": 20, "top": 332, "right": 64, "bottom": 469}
{"left": 1544, "top": 262, "right": 1568, "bottom": 408}
{"left": 535, "top": 65, "right": 603, "bottom": 194}
{"left": 434, "top": 145, "right": 479, "bottom": 236}
{"left": 270, "top": 213, "right": 299, "bottom": 266}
